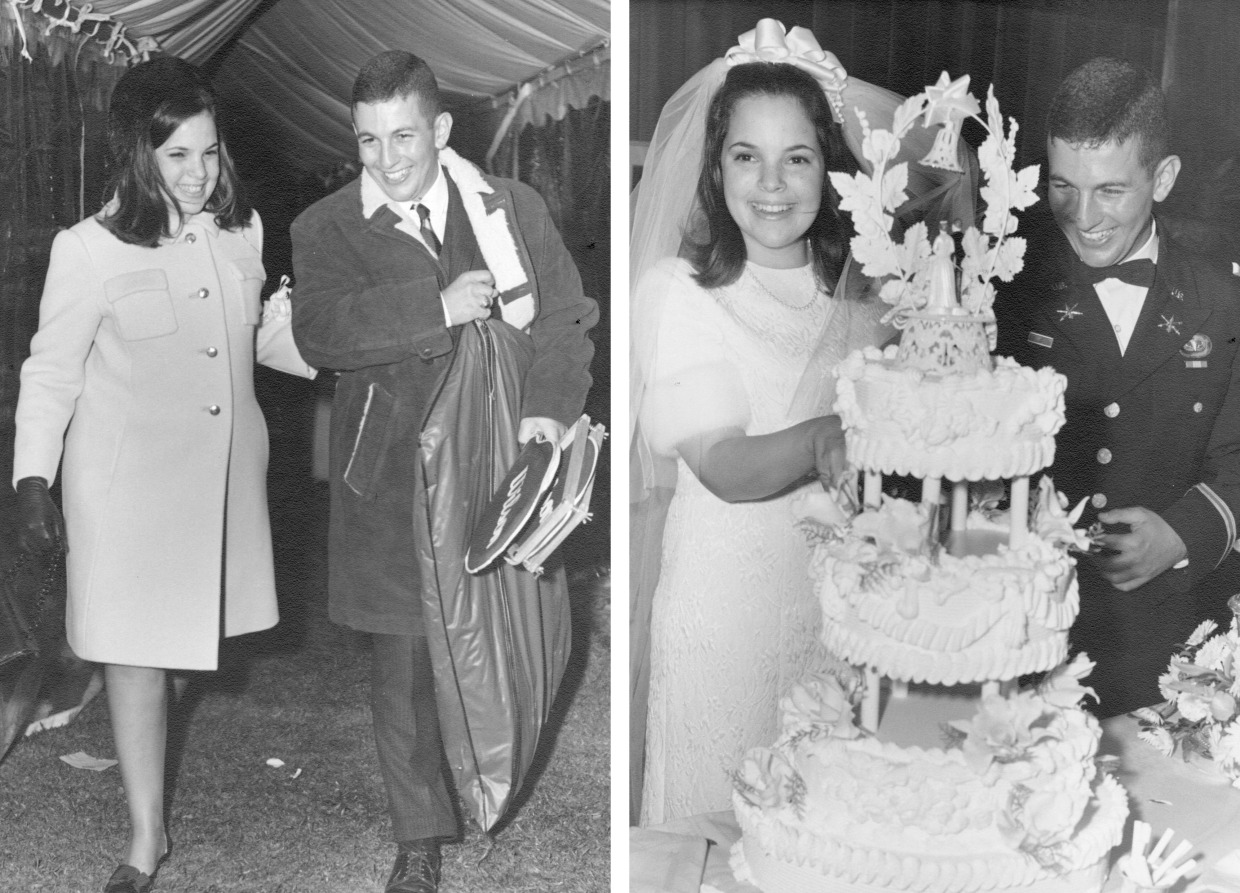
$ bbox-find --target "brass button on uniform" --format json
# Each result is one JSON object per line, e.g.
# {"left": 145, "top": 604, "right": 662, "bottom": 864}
{"left": 1091, "top": 493, "right": 1108, "bottom": 509}
{"left": 1194, "top": 402, "right": 1203, "bottom": 413}
{"left": 1104, "top": 402, "right": 1120, "bottom": 418}
{"left": 208, "top": 405, "right": 221, "bottom": 416}
{"left": 186, "top": 232, "right": 196, "bottom": 243}
{"left": 1096, "top": 448, "right": 1112, "bottom": 464}
{"left": 206, "top": 347, "right": 218, "bottom": 357}
{"left": 197, "top": 287, "right": 210, "bottom": 299}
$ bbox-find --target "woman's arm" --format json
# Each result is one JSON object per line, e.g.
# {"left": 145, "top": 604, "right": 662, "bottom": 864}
{"left": 677, "top": 415, "right": 845, "bottom": 503}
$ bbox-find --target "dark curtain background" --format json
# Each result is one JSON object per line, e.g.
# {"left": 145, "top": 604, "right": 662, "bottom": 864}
{"left": 632, "top": 0, "right": 1167, "bottom": 170}
{"left": 0, "top": 7, "right": 124, "bottom": 543}
{"left": 633, "top": 0, "right": 1240, "bottom": 256}
{"left": 492, "top": 96, "right": 612, "bottom": 569}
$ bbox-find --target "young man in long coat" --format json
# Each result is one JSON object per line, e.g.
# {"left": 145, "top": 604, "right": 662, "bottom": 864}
{"left": 996, "top": 57, "right": 1240, "bottom": 718}
{"left": 289, "top": 51, "right": 596, "bottom": 893}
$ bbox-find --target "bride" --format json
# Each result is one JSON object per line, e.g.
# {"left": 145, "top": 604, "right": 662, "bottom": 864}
{"left": 630, "top": 20, "right": 974, "bottom": 825}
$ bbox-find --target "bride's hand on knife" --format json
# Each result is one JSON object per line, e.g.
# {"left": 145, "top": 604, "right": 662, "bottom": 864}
{"left": 802, "top": 415, "right": 846, "bottom": 488}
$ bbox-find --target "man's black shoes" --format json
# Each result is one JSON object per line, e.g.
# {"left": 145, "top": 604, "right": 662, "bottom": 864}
{"left": 385, "top": 840, "right": 442, "bottom": 893}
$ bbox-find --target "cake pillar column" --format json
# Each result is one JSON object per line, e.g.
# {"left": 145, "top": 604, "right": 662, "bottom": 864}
{"left": 864, "top": 471, "right": 882, "bottom": 509}
{"left": 951, "top": 481, "right": 968, "bottom": 531}
{"left": 1009, "top": 476, "right": 1029, "bottom": 547}
{"left": 861, "top": 666, "right": 880, "bottom": 732}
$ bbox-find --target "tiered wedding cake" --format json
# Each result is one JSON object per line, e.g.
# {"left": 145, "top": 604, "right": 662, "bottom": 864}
{"left": 731, "top": 75, "right": 1129, "bottom": 893}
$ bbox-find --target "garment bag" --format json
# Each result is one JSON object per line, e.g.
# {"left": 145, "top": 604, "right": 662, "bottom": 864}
{"left": 415, "top": 319, "right": 572, "bottom": 830}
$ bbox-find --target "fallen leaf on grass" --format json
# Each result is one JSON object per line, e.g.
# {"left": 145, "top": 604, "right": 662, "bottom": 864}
{"left": 59, "top": 752, "right": 117, "bottom": 771}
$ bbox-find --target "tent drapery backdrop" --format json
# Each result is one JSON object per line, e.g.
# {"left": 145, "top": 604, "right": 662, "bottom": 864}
{"left": 0, "top": 0, "right": 609, "bottom": 760}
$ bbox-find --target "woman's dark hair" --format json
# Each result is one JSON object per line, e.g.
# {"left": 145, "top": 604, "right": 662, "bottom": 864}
{"left": 102, "top": 55, "right": 250, "bottom": 247}
{"left": 683, "top": 61, "right": 855, "bottom": 291}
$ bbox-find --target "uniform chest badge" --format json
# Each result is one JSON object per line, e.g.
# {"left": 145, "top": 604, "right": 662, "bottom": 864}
{"left": 1052, "top": 279, "right": 1068, "bottom": 291}
{"left": 1159, "top": 314, "right": 1182, "bottom": 336}
{"left": 1170, "top": 287, "right": 1185, "bottom": 301}
{"left": 1057, "top": 303, "right": 1083, "bottom": 321}
{"left": 1182, "top": 332, "right": 1212, "bottom": 368}
{"left": 1028, "top": 332, "right": 1053, "bottom": 349}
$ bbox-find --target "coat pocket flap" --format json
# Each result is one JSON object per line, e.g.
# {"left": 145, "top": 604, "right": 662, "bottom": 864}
{"left": 104, "top": 269, "right": 169, "bottom": 302}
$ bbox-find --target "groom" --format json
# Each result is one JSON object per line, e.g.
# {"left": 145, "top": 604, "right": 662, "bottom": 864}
{"left": 996, "top": 57, "right": 1240, "bottom": 718}
{"left": 290, "top": 51, "right": 596, "bottom": 892}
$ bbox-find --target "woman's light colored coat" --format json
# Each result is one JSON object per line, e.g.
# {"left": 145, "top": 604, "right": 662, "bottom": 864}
{"left": 14, "top": 210, "right": 281, "bottom": 670}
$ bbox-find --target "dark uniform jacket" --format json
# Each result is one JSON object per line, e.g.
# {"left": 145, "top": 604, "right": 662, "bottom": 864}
{"left": 290, "top": 168, "right": 597, "bottom": 635}
{"left": 995, "top": 221, "right": 1240, "bottom": 716}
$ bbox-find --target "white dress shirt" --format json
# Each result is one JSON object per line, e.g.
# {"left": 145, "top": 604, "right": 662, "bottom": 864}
{"left": 1095, "top": 221, "right": 1159, "bottom": 356}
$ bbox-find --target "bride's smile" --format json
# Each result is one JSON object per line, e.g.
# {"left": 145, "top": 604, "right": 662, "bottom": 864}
{"left": 722, "top": 94, "right": 823, "bottom": 269}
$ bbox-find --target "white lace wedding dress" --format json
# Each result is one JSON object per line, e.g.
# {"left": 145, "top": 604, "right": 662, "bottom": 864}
{"left": 637, "top": 256, "right": 890, "bottom": 825}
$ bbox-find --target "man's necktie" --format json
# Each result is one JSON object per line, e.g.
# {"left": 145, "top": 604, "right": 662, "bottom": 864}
{"left": 1075, "top": 257, "right": 1156, "bottom": 289}
{"left": 415, "top": 203, "right": 441, "bottom": 255}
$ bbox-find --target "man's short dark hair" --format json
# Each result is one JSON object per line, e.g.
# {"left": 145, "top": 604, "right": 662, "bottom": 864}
{"left": 1047, "top": 57, "right": 1169, "bottom": 172}
{"left": 352, "top": 50, "right": 441, "bottom": 118}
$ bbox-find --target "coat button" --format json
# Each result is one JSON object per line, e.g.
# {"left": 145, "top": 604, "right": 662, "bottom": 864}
{"left": 197, "top": 287, "right": 210, "bottom": 299}
{"left": 1096, "top": 448, "right": 1112, "bottom": 464}
{"left": 1092, "top": 493, "right": 1107, "bottom": 509}
{"left": 1104, "top": 402, "right": 1120, "bottom": 418}
{"left": 186, "top": 233, "right": 196, "bottom": 243}
{"left": 206, "top": 347, "right": 218, "bottom": 357}
{"left": 1194, "top": 402, "right": 1204, "bottom": 413}
{"left": 208, "top": 405, "right": 221, "bottom": 415}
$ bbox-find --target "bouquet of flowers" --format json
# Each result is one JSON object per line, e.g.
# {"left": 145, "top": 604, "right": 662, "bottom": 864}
{"left": 1135, "top": 612, "right": 1240, "bottom": 786}
{"left": 830, "top": 72, "right": 1040, "bottom": 324}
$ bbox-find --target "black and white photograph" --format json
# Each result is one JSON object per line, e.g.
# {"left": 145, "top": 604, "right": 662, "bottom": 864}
{"left": 0, "top": 1, "right": 609, "bottom": 891}
{"left": 629, "top": 2, "right": 1240, "bottom": 892}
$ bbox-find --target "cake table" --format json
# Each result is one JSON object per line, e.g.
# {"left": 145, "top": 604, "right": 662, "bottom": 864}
{"left": 632, "top": 716, "right": 1240, "bottom": 893}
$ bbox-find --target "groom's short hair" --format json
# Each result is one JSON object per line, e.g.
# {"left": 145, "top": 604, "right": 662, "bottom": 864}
{"left": 1047, "top": 57, "right": 1168, "bottom": 173}
{"left": 352, "top": 50, "right": 442, "bottom": 119}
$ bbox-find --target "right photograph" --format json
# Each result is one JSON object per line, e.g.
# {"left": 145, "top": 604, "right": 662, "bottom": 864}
{"left": 628, "top": 2, "right": 1240, "bottom": 892}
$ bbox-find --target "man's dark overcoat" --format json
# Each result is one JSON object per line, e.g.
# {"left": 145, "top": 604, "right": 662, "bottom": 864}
{"left": 996, "top": 221, "right": 1240, "bottom": 717}
{"left": 290, "top": 170, "right": 597, "bottom": 636}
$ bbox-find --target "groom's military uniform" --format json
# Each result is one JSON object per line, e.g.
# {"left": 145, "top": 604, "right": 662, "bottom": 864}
{"left": 996, "top": 217, "right": 1240, "bottom": 717}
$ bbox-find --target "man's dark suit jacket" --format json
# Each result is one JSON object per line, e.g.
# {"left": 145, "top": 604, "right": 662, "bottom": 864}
{"left": 995, "top": 218, "right": 1240, "bottom": 716}
{"left": 290, "top": 168, "right": 597, "bottom": 636}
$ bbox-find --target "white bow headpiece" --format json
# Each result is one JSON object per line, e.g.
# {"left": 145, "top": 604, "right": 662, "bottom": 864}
{"left": 725, "top": 19, "right": 848, "bottom": 122}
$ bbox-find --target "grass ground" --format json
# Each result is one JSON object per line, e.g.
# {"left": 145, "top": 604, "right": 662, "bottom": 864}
{"left": 0, "top": 472, "right": 610, "bottom": 892}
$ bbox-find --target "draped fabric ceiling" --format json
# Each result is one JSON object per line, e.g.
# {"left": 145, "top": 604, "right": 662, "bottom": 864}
{"left": 69, "top": 0, "right": 610, "bottom": 173}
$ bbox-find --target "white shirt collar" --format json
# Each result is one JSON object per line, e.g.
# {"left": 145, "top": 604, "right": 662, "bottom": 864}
{"left": 360, "top": 161, "right": 448, "bottom": 249}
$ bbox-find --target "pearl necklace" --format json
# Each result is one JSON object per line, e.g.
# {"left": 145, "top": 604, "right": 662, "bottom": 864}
{"left": 747, "top": 265, "right": 819, "bottom": 311}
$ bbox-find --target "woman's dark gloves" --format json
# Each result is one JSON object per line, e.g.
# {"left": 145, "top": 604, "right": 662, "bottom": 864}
{"left": 15, "top": 476, "right": 67, "bottom": 554}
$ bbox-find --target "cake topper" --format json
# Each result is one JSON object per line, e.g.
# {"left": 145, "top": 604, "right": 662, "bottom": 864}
{"left": 830, "top": 72, "right": 1040, "bottom": 326}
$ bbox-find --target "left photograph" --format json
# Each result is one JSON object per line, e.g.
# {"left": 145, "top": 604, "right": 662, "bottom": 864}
{"left": 0, "top": 2, "right": 610, "bottom": 892}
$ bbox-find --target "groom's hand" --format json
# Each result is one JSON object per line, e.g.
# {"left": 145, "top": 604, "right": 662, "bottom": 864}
{"left": 519, "top": 417, "right": 566, "bottom": 445}
{"left": 442, "top": 270, "right": 497, "bottom": 325}
{"left": 1092, "top": 506, "right": 1187, "bottom": 591}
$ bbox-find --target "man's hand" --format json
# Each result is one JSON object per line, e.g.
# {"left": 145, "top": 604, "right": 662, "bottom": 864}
{"left": 442, "top": 270, "right": 497, "bottom": 326}
{"left": 518, "top": 417, "right": 566, "bottom": 445}
{"left": 15, "top": 476, "right": 67, "bottom": 554}
{"left": 1092, "top": 506, "right": 1187, "bottom": 591}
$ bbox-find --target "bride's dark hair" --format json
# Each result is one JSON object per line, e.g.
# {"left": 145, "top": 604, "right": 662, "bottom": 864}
{"left": 101, "top": 55, "right": 251, "bottom": 247}
{"left": 682, "top": 61, "right": 856, "bottom": 291}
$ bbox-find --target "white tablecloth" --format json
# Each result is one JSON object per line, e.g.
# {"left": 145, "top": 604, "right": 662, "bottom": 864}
{"left": 632, "top": 716, "right": 1240, "bottom": 893}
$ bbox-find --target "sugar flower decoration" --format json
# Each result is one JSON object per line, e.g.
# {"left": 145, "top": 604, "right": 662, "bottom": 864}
{"left": 1138, "top": 612, "right": 1240, "bottom": 787}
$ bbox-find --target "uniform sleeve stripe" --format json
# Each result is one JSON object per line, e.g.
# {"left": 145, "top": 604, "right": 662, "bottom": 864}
{"left": 1196, "top": 482, "right": 1236, "bottom": 567}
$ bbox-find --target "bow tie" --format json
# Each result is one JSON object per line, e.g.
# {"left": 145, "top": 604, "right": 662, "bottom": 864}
{"left": 1075, "top": 258, "right": 1156, "bottom": 289}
